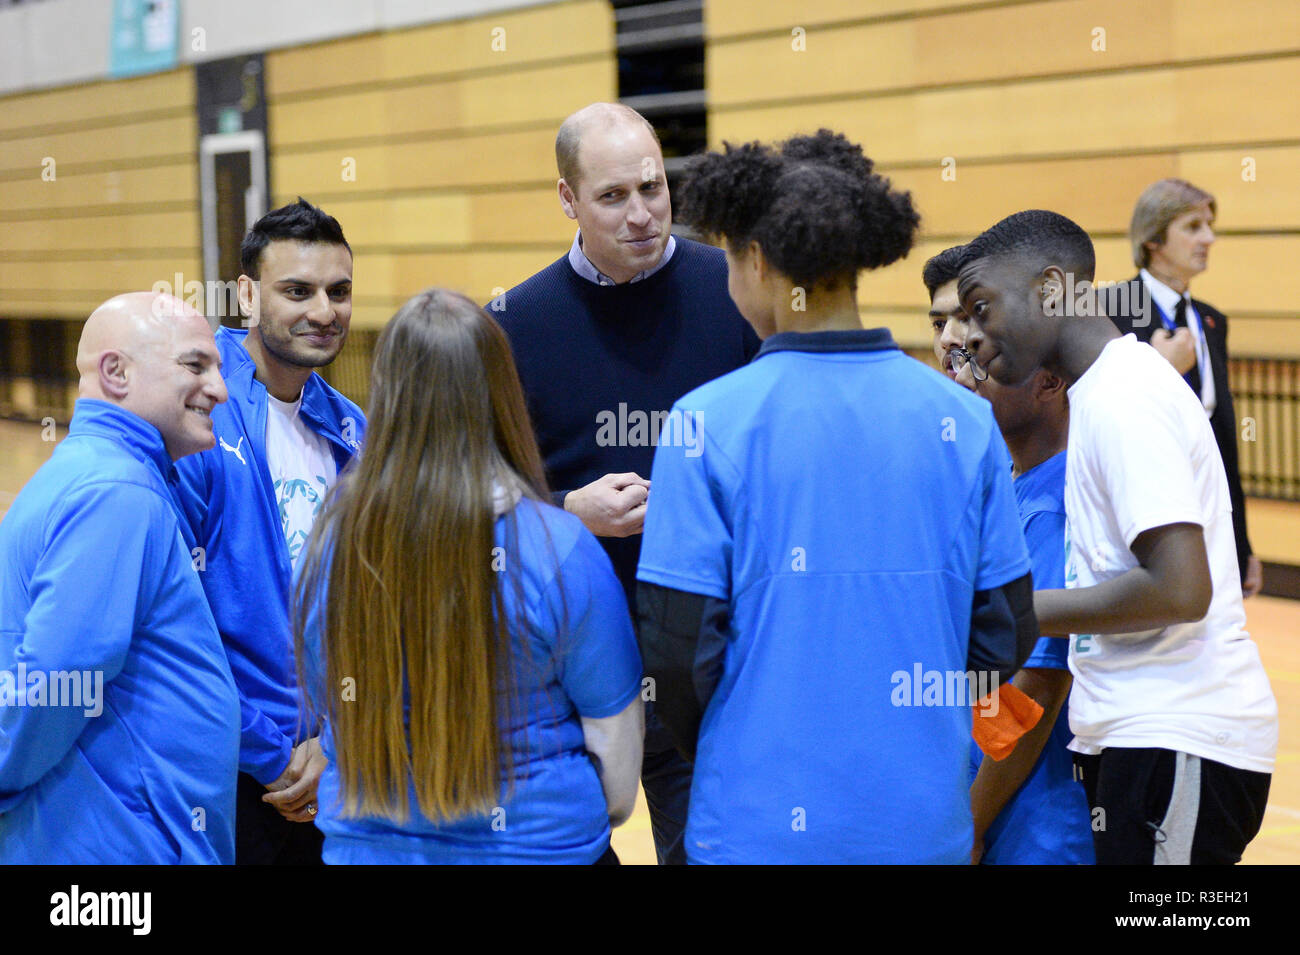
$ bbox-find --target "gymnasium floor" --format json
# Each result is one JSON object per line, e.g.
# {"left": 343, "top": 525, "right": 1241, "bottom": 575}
{"left": 2, "top": 418, "right": 1295, "bottom": 865}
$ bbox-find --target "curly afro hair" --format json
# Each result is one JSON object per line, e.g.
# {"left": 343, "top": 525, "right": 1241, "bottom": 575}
{"left": 676, "top": 129, "right": 919, "bottom": 290}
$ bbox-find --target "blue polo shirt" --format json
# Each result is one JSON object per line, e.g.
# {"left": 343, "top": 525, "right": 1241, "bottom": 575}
{"left": 972, "top": 450, "right": 1095, "bottom": 864}
{"left": 300, "top": 497, "right": 642, "bottom": 864}
{"left": 637, "top": 329, "right": 1030, "bottom": 864}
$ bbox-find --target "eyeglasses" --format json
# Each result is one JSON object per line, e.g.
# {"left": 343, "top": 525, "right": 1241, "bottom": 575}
{"left": 949, "top": 348, "right": 989, "bottom": 383}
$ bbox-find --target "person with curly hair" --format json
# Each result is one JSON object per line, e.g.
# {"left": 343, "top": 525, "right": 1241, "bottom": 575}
{"left": 634, "top": 130, "right": 1036, "bottom": 863}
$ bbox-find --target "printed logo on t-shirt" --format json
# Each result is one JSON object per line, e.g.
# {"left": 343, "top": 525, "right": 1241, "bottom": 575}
{"left": 276, "top": 474, "right": 328, "bottom": 563}
{"left": 1064, "top": 520, "right": 1077, "bottom": 588}
{"left": 1063, "top": 520, "right": 1098, "bottom": 654}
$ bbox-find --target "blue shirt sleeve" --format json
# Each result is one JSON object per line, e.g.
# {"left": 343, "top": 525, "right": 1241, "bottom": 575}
{"left": 175, "top": 443, "right": 294, "bottom": 785}
{"left": 292, "top": 545, "right": 328, "bottom": 726}
{"left": 545, "top": 525, "right": 643, "bottom": 718}
{"left": 636, "top": 408, "right": 733, "bottom": 600}
{"left": 0, "top": 483, "right": 160, "bottom": 796}
{"left": 1020, "top": 508, "right": 1070, "bottom": 670}
{"left": 171, "top": 448, "right": 211, "bottom": 547}
{"left": 975, "top": 427, "right": 1031, "bottom": 592}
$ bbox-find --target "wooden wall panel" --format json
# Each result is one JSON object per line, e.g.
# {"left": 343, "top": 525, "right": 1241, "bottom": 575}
{"left": 0, "top": 65, "right": 196, "bottom": 329}
{"left": 267, "top": 1, "right": 613, "bottom": 97}
{"left": 709, "top": 0, "right": 1183, "bottom": 107}
{"left": 712, "top": 58, "right": 1300, "bottom": 166}
{"left": 707, "top": 0, "right": 1299, "bottom": 366}
{"left": 0, "top": 70, "right": 192, "bottom": 133}
{"left": 266, "top": 0, "right": 615, "bottom": 329}
{"left": 269, "top": 59, "right": 615, "bottom": 147}
{"left": 0, "top": 115, "right": 196, "bottom": 173}
{"left": 706, "top": 0, "right": 996, "bottom": 38}
{"left": 0, "top": 210, "right": 199, "bottom": 253}
{"left": 0, "top": 162, "right": 196, "bottom": 213}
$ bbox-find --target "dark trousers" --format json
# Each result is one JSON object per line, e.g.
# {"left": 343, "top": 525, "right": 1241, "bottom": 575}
{"left": 236, "top": 772, "right": 325, "bottom": 866}
{"left": 593, "top": 843, "right": 621, "bottom": 865}
{"left": 641, "top": 701, "right": 693, "bottom": 865}
{"left": 1074, "top": 748, "right": 1270, "bottom": 865}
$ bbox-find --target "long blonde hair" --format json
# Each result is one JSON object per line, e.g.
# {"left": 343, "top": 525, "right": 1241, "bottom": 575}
{"left": 294, "top": 288, "right": 549, "bottom": 822}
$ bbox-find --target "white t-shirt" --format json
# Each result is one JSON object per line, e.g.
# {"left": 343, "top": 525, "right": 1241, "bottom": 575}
{"left": 265, "top": 392, "right": 338, "bottom": 568}
{"left": 1063, "top": 334, "right": 1276, "bottom": 773}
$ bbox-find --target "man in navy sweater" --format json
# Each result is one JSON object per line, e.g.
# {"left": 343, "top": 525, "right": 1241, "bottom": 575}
{"left": 492, "top": 103, "right": 759, "bottom": 864}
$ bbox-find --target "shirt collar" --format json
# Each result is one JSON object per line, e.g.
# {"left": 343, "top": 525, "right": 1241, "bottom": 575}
{"left": 1140, "top": 268, "right": 1189, "bottom": 318}
{"left": 568, "top": 230, "right": 677, "bottom": 285}
{"left": 756, "top": 327, "right": 899, "bottom": 359}
{"left": 68, "top": 397, "right": 175, "bottom": 477}
{"left": 217, "top": 324, "right": 361, "bottom": 452}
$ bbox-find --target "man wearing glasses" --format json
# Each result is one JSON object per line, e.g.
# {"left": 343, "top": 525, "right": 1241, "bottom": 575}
{"left": 922, "top": 245, "right": 970, "bottom": 381}
{"left": 949, "top": 341, "right": 1094, "bottom": 864}
{"left": 958, "top": 209, "right": 1275, "bottom": 865}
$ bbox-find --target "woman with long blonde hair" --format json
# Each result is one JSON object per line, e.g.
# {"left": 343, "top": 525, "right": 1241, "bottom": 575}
{"left": 294, "top": 288, "right": 643, "bottom": 863}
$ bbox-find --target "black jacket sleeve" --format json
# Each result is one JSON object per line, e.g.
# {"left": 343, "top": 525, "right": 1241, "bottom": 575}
{"left": 634, "top": 581, "right": 730, "bottom": 762}
{"left": 968, "top": 572, "right": 1037, "bottom": 686}
{"left": 1198, "top": 301, "right": 1254, "bottom": 578}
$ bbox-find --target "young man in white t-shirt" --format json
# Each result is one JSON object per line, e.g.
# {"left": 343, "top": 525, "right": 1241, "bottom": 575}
{"left": 955, "top": 209, "right": 1276, "bottom": 865}
{"left": 174, "top": 199, "right": 366, "bottom": 865}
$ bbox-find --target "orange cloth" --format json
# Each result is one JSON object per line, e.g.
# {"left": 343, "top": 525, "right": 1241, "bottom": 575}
{"left": 972, "top": 682, "right": 1045, "bottom": 761}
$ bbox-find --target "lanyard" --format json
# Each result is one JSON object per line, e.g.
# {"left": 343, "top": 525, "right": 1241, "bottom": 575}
{"left": 1150, "top": 294, "right": 1202, "bottom": 339}
{"left": 1150, "top": 294, "right": 1212, "bottom": 392}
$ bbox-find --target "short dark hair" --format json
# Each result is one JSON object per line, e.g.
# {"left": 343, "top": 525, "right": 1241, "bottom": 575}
{"left": 676, "top": 129, "right": 919, "bottom": 290}
{"left": 959, "top": 210, "right": 1095, "bottom": 283}
{"left": 922, "top": 244, "right": 966, "bottom": 299}
{"left": 240, "top": 197, "right": 351, "bottom": 279}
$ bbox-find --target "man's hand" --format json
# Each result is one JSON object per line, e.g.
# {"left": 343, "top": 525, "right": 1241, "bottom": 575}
{"left": 1151, "top": 328, "right": 1197, "bottom": 375}
{"left": 262, "top": 737, "right": 327, "bottom": 823}
{"left": 564, "top": 472, "right": 651, "bottom": 538}
{"left": 954, "top": 357, "right": 977, "bottom": 392}
{"left": 1243, "top": 554, "right": 1264, "bottom": 599}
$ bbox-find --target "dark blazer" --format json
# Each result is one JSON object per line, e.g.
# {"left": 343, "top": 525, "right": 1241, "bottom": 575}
{"left": 1100, "top": 275, "right": 1253, "bottom": 581}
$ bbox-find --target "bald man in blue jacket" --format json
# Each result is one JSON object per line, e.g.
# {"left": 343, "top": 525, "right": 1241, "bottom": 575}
{"left": 0, "top": 292, "right": 239, "bottom": 863}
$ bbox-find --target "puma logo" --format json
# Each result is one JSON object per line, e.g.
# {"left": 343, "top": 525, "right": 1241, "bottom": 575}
{"left": 219, "top": 435, "right": 246, "bottom": 465}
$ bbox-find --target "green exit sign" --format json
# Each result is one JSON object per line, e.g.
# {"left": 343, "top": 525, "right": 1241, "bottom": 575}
{"left": 218, "top": 107, "right": 243, "bottom": 134}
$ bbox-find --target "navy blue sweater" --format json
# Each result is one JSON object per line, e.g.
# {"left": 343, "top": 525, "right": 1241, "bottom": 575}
{"left": 494, "top": 236, "right": 760, "bottom": 606}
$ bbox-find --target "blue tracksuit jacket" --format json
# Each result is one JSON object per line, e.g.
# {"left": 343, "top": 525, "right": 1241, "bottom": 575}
{"left": 173, "top": 326, "right": 365, "bottom": 784}
{"left": 0, "top": 399, "right": 239, "bottom": 863}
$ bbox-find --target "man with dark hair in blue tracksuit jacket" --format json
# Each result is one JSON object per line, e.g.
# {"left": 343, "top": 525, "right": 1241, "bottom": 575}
{"left": 174, "top": 199, "right": 365, "bottom": 865}
{"left": 0, "top": 291, "right": 239, "bottom": 863}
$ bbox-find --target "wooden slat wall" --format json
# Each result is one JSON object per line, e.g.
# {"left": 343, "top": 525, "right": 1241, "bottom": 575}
{"left": 705, "top": 0, "right": 1300, "bottom": 356}
{"left": 265, "top": 0, "right": 617, "bottom": 330}
{"left": 0, "top": 69, "right": 198, "bottom": 319}
{"left": 0, "top": 68, "right": 199, "bottom": 417}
